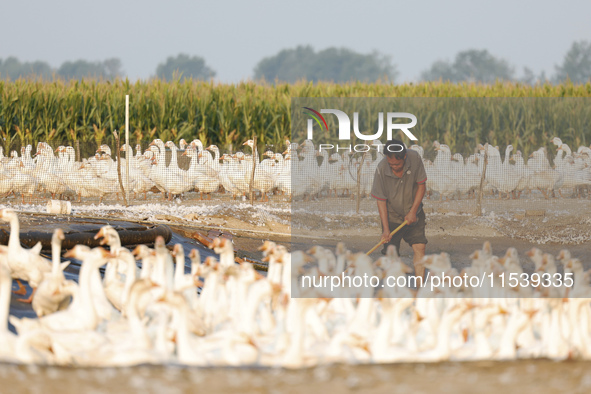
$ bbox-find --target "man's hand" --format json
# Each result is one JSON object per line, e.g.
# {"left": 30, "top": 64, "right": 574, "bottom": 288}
{"left": 404, "top": 210, "right": 418, "bottom": 225}
{"left": 381, "top": 229, "right": 392, "bottom": 244}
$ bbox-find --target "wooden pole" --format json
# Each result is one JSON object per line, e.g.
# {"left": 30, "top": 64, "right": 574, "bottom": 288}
{"left": 113, "top": 130, "right": 128, "bottom": 207}
{"left": 366, "top": 221, "right": 408, "bottom": 255}
{"left": 125, "top": 95, "right": 130, "bottom": 203}
{"left": 356, "top": 153, "right": 365, "bottom": 214}
{"left": 249, "top": 135, "right": 257, "bottom": 206}
{"left": 477, "top": 145, "right": 488, "bottom": 216}
{"left": 75, "top": 140, "right": 80, "bottom": 162}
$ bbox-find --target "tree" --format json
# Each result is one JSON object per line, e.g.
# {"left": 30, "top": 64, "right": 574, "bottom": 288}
{"left": 253, "top": 45, "right": 397, "bottom": 83}
{"left": 155, "top": 54, "right": 216, "bottom": 81}
{"left": 520, "top": 67, "right": 536, "bottom": 85}
{"left": 554, "top": 40, "right": 591, "bottom": 84}
{"left": 421, "top": 49, "right": 514, "bottom": 83}
{"left": 57, "top": 58, "right": 122, "bottom": 80}
{"left": 0, "top": 57, "right": 53, "bottom": 80}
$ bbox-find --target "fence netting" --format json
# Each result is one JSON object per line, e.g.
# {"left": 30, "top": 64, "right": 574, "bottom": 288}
{"left": 0, "top": 97, "right": 590, "bottom": 298}
{"left": 0, "top": 98, "right": 589, "bottom": 216}
{"left": 0, "top": 138, "right": 293, "bottom": 205}
{"left": 288, "top": 98, "right": 591, "bottom": 298}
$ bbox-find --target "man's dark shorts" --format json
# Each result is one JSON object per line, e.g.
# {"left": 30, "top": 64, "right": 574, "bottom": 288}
{"left": 382, "top": 210, "right": 428, "bottom": 255}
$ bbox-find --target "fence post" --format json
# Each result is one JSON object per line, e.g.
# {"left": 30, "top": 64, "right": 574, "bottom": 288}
{"left": 249, "top": 135, "right": 257, "bottom": 206}
{"left": 477, "top": 147, "right": 488, "bottom": 216}
{"left": 75, "top": 140, "right": 80, "bottom": 162}
{"left": 356, "top": 153, "right": 365, "bottom": 214}
{"left": 113, "top": 130, "right": 129, "bottom": 207}
{"left": 125, "top": 95, "right": 130, "bottom": 204}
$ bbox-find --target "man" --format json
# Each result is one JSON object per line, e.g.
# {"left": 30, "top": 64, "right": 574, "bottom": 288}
{"left": 371, "top": 139, "right": 428, "bottom": 278}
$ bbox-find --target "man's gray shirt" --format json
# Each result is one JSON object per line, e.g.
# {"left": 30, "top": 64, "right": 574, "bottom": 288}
{"left": 371, "top": 149, "right": 427, "bottom": 223}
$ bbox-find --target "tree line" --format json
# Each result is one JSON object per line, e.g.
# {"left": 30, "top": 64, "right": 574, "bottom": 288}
{"left": 1, "top": 40, "right": 590, "bottom": 84}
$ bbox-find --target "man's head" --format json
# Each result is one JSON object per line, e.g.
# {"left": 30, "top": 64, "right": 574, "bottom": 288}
{"left": 384, "top": 139, "right": 406, "bottom": 173}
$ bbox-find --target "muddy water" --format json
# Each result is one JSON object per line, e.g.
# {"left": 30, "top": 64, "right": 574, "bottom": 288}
{"left": 0, "top": 360, "right": 589, "bottom": 394}
{"left": 3, "top": 201, "right": 591, "bottom": 392}
{"left": 8, "top": 224, "right": 218, "bottom": 330}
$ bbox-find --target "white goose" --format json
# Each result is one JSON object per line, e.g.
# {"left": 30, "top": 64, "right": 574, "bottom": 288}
{"left": 430, "top": 144, "right": 458, "bottom": 200}
{"left": 485, "top": 144, "right": 521, "bottom": 199}
{"left": 32, "top": 229, "right": 73, "bottom": 317}
{"left": 555, "top": 145, "right": 591, "bottom": 197}
{"left": 227, "top": 152, "right": 251, "bottom": 198}
{"left": 0, "top": 265, "right": 18, "bottom": 362}
{"left": 511, "top": 151, "right": 531, "bottom": 198}
{"left": 195, "top": 149, "right": 221, "bottom": 199}
{"left": 120, "top": 143, "right": 155, "bottom": 200}
{"left": 243, "top": 140, "right": 276, "bottom": 202}
{"left": 218, "top": 153, "right": 242, "bottom": 199}
{"left": 0, "top": 209, "right": 51, "bottom": 302}
{"left": 527, "top": 149, "right": 563, "bottom": 198}
{"left": 10, "top": 245, "right": 112, "bottom": 333}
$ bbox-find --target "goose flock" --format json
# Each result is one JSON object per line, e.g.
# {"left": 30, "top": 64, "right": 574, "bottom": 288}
{"left": 0, "top": 139, "right": 289, "bottom": 203}
{"left": 1, "top": 208, "right": 590, "bottom": 367}
{"left": 0, "top": 137, "right": 590, "bottom": 204}
{"left": 422, "top": 137, "right": 591, "bottom": 201}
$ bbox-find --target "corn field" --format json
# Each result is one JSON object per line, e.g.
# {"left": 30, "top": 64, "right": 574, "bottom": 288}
{"left": 0, "top": 79, "right": 590, "bottom": 156}
{"left": 291, "top": 96, "right": 591, "bottom": 160}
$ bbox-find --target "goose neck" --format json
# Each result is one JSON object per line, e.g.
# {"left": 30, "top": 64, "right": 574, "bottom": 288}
{"left": 7, "top": 215, "right": 20, "bottom": 253}
{"left": 77, "top": 255, "right": 100, "bottom": 327}
{"left": 51, "top": 239, "right": 62, "bottom": 276}
{"left": 0, "top": 269, "right": 10, "bottom": 333}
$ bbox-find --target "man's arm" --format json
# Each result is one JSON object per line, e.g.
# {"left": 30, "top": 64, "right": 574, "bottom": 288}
{"left": 377, "top": 199, "right": 391, "bottom": 244}
{"left": 404, "top": 183, "right": 426, "bottom": 225}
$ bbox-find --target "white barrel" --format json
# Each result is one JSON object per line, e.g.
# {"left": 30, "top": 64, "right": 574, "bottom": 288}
{"left": 46, "top": 200, "right": 72, "bottom": 215}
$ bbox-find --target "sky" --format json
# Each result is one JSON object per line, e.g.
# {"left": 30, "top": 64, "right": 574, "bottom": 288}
{"left": 1, "top": 0, "right": 590, "bottom": 83}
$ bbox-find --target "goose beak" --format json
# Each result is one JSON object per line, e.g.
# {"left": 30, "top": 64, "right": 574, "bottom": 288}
{"left": 94, "top": 229, "right": 104, "bottom": 240}
{"left": 210, "top": 238, "right": 221, "bottom": 249}
{"left": 193, "top": 276, "right": 204, "bottom": 288}
{"left": 524, "top": 309, "right": 538, "bottom": 319}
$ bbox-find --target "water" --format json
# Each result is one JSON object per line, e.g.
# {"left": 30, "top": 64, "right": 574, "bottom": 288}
{"left": 0, "top": 360, "right": 589, "bottom": 393}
